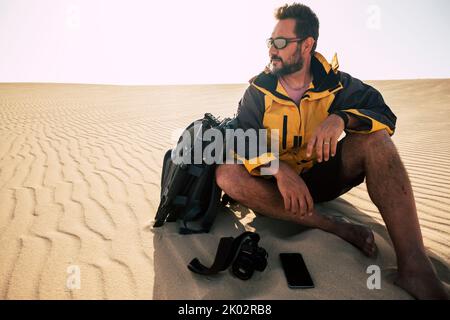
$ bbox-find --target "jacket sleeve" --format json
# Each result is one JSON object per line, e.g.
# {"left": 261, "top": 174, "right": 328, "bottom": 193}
{"left": 329, "top": 72, "right": 397, "bottom": 135}
{"left": 234, "top": 85, "right": 277, "bottom": 176}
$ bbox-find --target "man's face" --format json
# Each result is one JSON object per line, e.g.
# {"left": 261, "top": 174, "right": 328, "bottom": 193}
{"left": 268, "top": 19, "right": 304, "bottom": 77}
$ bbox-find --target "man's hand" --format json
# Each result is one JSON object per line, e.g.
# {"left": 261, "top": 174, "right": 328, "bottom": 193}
{"left": 306, "top": 114, "right": 345, "bottom": 162}
{"left": 274, "top": 162, "right": 313, "bottom": 217}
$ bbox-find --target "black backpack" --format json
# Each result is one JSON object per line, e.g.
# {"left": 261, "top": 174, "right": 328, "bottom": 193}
{"left": 153, "top": 113, "right": 237, "bottom": 234}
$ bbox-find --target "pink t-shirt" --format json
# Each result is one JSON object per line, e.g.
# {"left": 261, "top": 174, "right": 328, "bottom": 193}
{"left": 279, "top": 77, "right": 310, "bottom": 105}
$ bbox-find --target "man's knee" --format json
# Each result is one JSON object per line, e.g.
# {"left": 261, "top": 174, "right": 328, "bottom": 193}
{"left": 342, "top": 130, "right": 396, "bottom": 170}
{"left": 367, "top": 129, "right": 391, "bottom": 143}
{"left": 347, "top": 129, "right": 393, "bottom": 152}
{"left": 215, "top": 164, "right": 250, "bottom": 197}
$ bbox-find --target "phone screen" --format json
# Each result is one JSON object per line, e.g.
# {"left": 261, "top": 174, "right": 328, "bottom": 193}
{"left": 279, "top": 253, "right": 314, "bottom": 289}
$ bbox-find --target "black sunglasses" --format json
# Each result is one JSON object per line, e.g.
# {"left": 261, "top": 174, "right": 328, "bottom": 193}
{"left": 266, "top": 37, "right": 304, "bottom": 50}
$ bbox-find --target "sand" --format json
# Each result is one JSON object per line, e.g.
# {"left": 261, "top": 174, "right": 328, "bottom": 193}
{"left": 0, "top": 80, "right": 448, "bottom": 299}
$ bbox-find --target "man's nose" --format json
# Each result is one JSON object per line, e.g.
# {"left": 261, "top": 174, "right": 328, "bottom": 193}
{"left": 269, "top": 45, "right": 278, "bottom": 57}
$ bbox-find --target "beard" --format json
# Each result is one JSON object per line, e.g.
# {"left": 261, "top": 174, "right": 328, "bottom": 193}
{"left": 269, "top": 51, "right": 304, "bottom": 77}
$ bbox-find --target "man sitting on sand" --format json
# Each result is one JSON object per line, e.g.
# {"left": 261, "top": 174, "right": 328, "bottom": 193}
{"left": 215, "top": 3, "right": 448, "bottom": 299}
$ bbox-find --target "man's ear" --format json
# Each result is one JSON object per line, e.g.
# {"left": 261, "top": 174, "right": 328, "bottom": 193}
{"left": 302, "top": 37, "right": 315, "bottom": 55}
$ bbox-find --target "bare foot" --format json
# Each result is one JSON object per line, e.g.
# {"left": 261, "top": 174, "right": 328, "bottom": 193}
{"left": 395, "top": 254, "right": 449, "bottom": 300}
{"left": 395, "top": 273, "right": 449, "bottom": 300}
{"left": 334, "top": 221, "right": 377, "bottom": 257}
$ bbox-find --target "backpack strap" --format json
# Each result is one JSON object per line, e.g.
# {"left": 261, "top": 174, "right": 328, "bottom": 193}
{"left": 187, "top": 236, "right": 235, "bottom": 275}
{"left": 160, "top": 150, "right": 173, "bottom": 198}
{"left": 198, "top": 178, "right": 222, "bottom": 232}
{"left": 188, "top": 165, "right": 204, "bottom": 177}
{"left": 187, "top": 232, "right": 262, "bottom": 277}
{"left": 179, "top": 169, "right": 222, "bottom": 234}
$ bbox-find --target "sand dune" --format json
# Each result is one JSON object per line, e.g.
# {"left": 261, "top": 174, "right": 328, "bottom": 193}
{"left": 0, "top": 80, "right": 448, "bottom": 299}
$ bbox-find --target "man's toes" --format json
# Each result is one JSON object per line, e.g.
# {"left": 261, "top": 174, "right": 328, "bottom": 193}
{"left": 369, "top": 243, "right": 378, "bottom": 257}
{"left": 362, "top": 229, "right": 377, "bottom": 257}
{"left": 362, "top": 241, "right": 376, "bottom": 257}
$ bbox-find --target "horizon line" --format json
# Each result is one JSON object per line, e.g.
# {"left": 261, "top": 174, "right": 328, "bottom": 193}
{"left": 1, "top": 77, "right": 450, "bottom": 87}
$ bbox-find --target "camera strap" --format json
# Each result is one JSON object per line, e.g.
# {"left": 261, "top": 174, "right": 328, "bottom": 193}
{"left": 187, "top": 232, "right": 267, "bottom": 280}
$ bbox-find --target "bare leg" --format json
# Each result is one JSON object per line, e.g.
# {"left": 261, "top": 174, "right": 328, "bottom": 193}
{"left": 339, "top": 130, "right": 448, "bottom": 300}
{"left": 217, "top": 130, "right": 448, "bottom": 299}
{"left": 216, "top": 164, "right": 377, "bottom": 257}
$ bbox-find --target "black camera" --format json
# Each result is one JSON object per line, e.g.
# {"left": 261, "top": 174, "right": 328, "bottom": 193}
{"left": 188, "top": 232, "right": 268, "bottom": 280}
{"left": 231, "top": 236, "right": 268, "bottom": 280}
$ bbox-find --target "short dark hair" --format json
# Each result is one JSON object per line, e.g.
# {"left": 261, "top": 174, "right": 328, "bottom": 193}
{"left": 275, "top": 3, "right": 320, "bottom": 54}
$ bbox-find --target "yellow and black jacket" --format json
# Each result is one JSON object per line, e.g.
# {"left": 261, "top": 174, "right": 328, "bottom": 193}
{"left": 236, "top": 52, "right": 397, "bottom": 176}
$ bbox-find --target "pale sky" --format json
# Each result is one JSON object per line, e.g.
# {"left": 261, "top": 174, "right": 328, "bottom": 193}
{"left": 0, "top": 0, "right": 449, "bottom": 84}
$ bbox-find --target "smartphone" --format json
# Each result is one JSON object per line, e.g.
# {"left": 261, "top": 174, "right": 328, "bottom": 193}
{"left": 279, "top": 253, "right": 314, "bottom": 289}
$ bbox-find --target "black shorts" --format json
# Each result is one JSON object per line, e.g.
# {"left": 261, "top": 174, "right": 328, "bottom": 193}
{"left": 300, "top": 139, "right": 365, "bottom": 203}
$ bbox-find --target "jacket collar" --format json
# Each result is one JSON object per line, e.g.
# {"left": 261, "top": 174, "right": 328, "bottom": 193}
{"left": 252, "top": 52, "right": 343, "bottom": 104}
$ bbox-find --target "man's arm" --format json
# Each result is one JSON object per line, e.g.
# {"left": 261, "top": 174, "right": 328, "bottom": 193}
{"left": 332, "top": 110, "right": 372, "bottom": 131}
{"left": 329, "top": 71, "right": 397, "bottom": 135}
{"left": 307, "top": 72, "right": 397, "bottom": 162}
